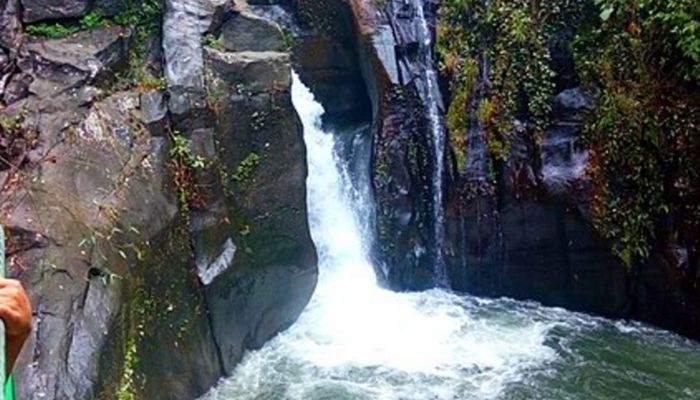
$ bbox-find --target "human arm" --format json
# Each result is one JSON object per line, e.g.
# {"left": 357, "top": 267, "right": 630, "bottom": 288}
{"left": 0, "top": 279, "right": 32, "bottom": 374}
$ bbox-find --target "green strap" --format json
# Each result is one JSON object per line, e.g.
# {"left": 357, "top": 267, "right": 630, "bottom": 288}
{"left": 0, "top": 227, "right": 7, "bottom": 400}
{"left": 4, "top": 376, "right": 13, "bottom": 400}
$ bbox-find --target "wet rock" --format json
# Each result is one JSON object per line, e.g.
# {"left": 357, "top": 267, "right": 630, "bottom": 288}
{"left": 294, "top": 36, "right": 371, "bottom": 127}
{"left": 204, "top": 48, "right": 290, "bottom": 93}
{"left": 139, "top": 90, "right": 167, "bottom": 125}
{"left": 249, "top": 4, "right": 300, "bottom": 35}
{"left": 371, "top": 25, "right": 400, "bottom": 85}
{"left": 290, "top": 0, "right": 372, "bottom": 128}
{"left": 132, "top": 225, "right": 224, "bottom": 400}
{"left": 0, "top": 0, "right": 22, "bottom": 50}
{"left": 220, "top": 11, "right": 286, "bottom": 52}
{"left": 552, "top": 87, "right": 598, "bottom": 122}
{"left": 203, "top": 43, "right": 317, "bottom": 373}
{"left": 2, "top": 72, "right": 32, "bottom": 104}
{"left": 163, "top": 0, "right": 229, "bottom": 116}
{"left": 197, "top": 238, "right": 236, "bottom": 285}
{"left": 8, "top": 90, "right": 178, "bottom": 400}
{"left": 21, "top": 0, "right": 90, "bottom": 23}
{"left": 62, "top": 272, "right": 123, "bottom": 399}
{"left": 539, "top": 123, "right": 588, "bottom": 197}
{"left": 20, "top": 26, "right": 131, "bottom": 98}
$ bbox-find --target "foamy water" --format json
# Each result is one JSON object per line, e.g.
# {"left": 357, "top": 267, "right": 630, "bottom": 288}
{"left": 198, "top": 73, "right": 700, "bottom": 400}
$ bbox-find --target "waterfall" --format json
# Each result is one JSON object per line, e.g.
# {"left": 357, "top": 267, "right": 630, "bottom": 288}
{"left": 413, "top": 0, "right": 448, "bottom": 286}
{"left": 198, "top": 72, "right": 700, "bottom": 400}
{"left": 198, "top": 73, "right": 555, "bottom": 400}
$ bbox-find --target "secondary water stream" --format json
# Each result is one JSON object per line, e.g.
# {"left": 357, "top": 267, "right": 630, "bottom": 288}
{"left": 412, "top": 0, "right": 449, "bottom": 284}
{"left": 199, "top": 74, "right": 700, "bottom": 400}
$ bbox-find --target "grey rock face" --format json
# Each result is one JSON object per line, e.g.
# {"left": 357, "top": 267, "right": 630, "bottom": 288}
{"left": 2, "top": 3, "right": 318, "bottom": 399}
{"left": 19, "top": 0, "right": 125, "bottom": 22}
{"left": 163, "top": 0, "right": 228, "bottom": 115}
{"left": 204, "top": 49, "right": 290, "bottom": 93}
{"left": 371, "top": 25, "right": 399, "bottom": 85}
{"left": 202, "top": 25, "right": 317, "bottom": 375}
{"left": 20, "top": 27, "right": 131, "bottom": 98}
{"left": 552, "top": 87, "right": 599, "bottom": 122}
{"left": 0, "top": 0, "right": 22, "bottom": 51}
{"left": 3, "top": 72, "right": 32, "bottom": 104}
{"left": 8, "top": 90, "right": 179, "bottom": 400}
{"left": 21, "top": 0, "right": 89, "bottom": 23}
{"left": 139, "top": 90, "right": 168, "bottom": 125}
{"left": 221, "top": 11, "right": 286, "bottom": 52}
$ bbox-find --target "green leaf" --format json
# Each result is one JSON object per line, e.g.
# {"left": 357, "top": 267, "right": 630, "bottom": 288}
{"left": 600, "top": 7, "right": 614, "bottom": 21}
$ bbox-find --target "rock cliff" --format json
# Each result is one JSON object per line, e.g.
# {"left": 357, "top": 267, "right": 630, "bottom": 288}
{"left": 0, "top": 0, "right": 317, "bottom": 398}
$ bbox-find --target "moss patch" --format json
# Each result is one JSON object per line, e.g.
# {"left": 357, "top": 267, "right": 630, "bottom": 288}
{"left": 575, "top": 0, "right": 700, "bottom": 267}
{"left": 437, "top": 0, "right": 584, "bottom": 163}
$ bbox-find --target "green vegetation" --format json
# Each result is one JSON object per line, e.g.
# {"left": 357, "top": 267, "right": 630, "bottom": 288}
{"left": 114, "top": 0, "right": 164, "bottom": 87}
{"left": 437, "top": 0, "right": 699, "bottom": 267}
{"left": 25, "top": 11, "right": 107, "bottom": 38}
{"left": 281, "top": 28, "right": 295, "bottom": 51}
{"left": 203, "top": 34, "right": 224, "bottom": 50}
{"left": 24, "top": 0, "right": 164, "bottom": 88}
{"left": 137, "top": 75, "right": 166, "bottom": 91}
{"left": 576, "top": 0, "right": 700, "bottom": 266}
{"left": 233, "top": 152, "right": 261, "bottom": 183}
{"left": 116, "top": 287, "right": 148, "bottom": 400}
{"left": 437, "top": 0, "right": 584, "bottom": 164}
{"left": 169, "top": 133, "right": 206, "bottom": 210}
{"left": 115, "top": 225, "right": 202, "bottom": 400}
{"left": 0, "top": 112, "right": 25, "bottom": 132}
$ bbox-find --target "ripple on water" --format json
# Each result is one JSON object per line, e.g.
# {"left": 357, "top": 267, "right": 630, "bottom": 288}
{"left": 198, "top": 73, "right": 700, "bottom": 400}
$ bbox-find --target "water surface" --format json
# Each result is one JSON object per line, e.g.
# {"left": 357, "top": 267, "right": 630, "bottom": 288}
{"left": 199, "top": 74, "right": 700, "bottom": 400}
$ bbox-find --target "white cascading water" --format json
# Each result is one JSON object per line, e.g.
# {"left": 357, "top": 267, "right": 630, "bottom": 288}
{"left": 199, "top": 73, "right": 557, "bottom": 400}
{"left": 414, "top": 0, "right": 448, "bottom": 285}
{"left": 199, "top": 72, "right": 700, "bottom": 400}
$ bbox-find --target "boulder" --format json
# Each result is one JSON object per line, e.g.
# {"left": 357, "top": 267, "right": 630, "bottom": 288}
{"left": 204, "top": 49, "right": 289, "bottom": 93}
{"left": 202, "top": 41, "right": 317, "bottom": 374}
{"left": 92, "top": 0, "right": 128, "bottom": 17}
{"left": 220, "top": 11, "right": 286, "bottom": 52}
{"left": 0, "top": 0, "right": 22, "bottom": 50}
{"left": 19, "top": 26, "right": 131, "bottom": 99}
{"left": 20, "top": 0, "right": 127, "bottom": 22}
{"left": 552, "top": 87, "right": 598, "bottom": 122}
{"left": 2, "top": 72, "right": 32, "bottom": 104}
{"left": 20, "top": 0, "right": 89, "bottom": 23}
{"left": 163, "top": 0, "right": 229, "bottom": 116}
{"left": 2, "top": 3, "right": 319, "bottom": 399}
{"left": 139, "top": 90, "right": 166, "bottom": 122}
{"left": 5, "top": 91, "right": 179, "bottom": 400}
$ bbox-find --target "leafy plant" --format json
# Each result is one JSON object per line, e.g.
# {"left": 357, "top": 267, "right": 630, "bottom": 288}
{"left": 170, "top": 135, "right": 206, "bottom": 170}
{"left": 233, "top": 152, "right": 261, "bottom": 183}
{"left": 281, "top": 28, "right": 295, "bottom": 50}
{"left": 25, "top": 11, "right": 106, "bottom": 38}
{"left": 137, "top": 75, "right": 166, "bottom": 91}
{"left": 113, "top": 0, "right": 164, "bottom": 84}
{"left": 576, "top": 0, "right": 700, "bottom": 267}
{"left": 203, "top": 34, "right": 224, "bottom": 50}
{"left": 80, "top": 11, "right": 105, "bottom": 30}
{"left": 169, "top": 133, "right": 206, "bottom": 210}
{"left": 437, "top": 0, "right": 585, "bottom": 164}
